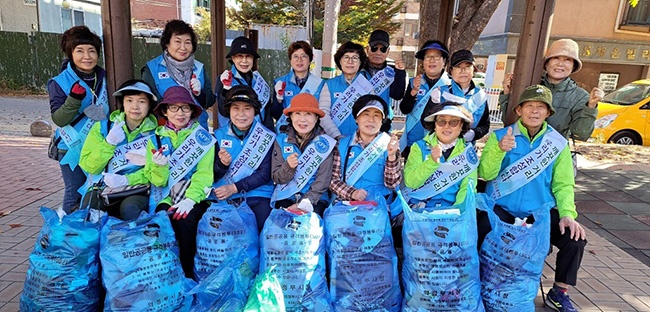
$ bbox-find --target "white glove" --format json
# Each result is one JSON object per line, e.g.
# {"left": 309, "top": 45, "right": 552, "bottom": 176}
{"left": 125, "top": 148, "right": 147, "bottom": 166}
{"left": 170, "top": 198, "right": 195, "bottom": 220}
{"left": 463, "top": 129, "right": 476, "bottom": 142}
{"left": 152, "top": 151, "right": 168, "bottom": 166}
{"left": 190, "top": 73, "right": 201, "bottom": 96}
{"left": 220, "top": 70, "right": 233, "bottom": 90}
{"left": 274, "top": 81, "right": 286, "bottom": 101}
{"left": 106, "top": 121, "right": 126, "bottom": 146}
{"left": 296, "top": 198, "right": 314, "bottom": 213}
{"left": 103, "top": 172, "right": 128, "bottom": 188}
{"left": 430, "top": 87, "right": 441, "bottom": 104}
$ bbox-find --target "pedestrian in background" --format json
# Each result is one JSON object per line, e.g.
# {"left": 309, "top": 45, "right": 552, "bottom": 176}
{"left": 142, "top": 19, "right": 215, "bottom": 130}
{"left": 48, "top": 25, "right": 109, "bottom": 213}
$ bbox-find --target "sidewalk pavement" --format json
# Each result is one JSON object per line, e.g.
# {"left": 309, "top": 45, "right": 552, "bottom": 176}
{"left": 1, "top": 133, "right": 650, "bottom": 311}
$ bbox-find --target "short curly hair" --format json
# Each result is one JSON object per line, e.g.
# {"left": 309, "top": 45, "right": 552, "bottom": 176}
{"left": 334, "top": 41, "right": 367, "bottom": 71}
{"left": 288, "top": 41, "right": 313, "bottom": 62}
{"left": 160, "top": 19, "right": 197, "bottom": 53}
{"left": 60, "top": 26, "right": 102, "bottom": 61}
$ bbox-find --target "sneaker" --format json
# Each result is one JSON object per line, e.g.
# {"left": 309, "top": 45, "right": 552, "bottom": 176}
{"left": 545, "top": 288, "right": 577, "bottom": 312}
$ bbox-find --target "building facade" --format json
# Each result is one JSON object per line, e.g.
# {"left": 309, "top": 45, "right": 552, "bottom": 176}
{"left": 475, "top": 0, "right": 650, "bottom": 90}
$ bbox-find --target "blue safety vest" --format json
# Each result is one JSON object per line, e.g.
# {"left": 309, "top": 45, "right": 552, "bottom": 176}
{"left": 404, "top": 73, "right": 451, "bottom": 147}
{"left": 486, "top": 125, "right": 560, "bottom": 217}
{"left": 411, "top": 140, "right": 463, "bottom": 208}
{"left": 325, "top": 74, "right": 363, "bottom": 137}
{"left": 212, "top": 121, "right": 274, "bottom": 199}
{"left": 439, "top": 80, "right": 487, "bottom": 129}
{"left": 337, "top": 135, "right": 390, "bottom": 197}
{"left": 276, "top": 132, "right": 329, "bottom": 202}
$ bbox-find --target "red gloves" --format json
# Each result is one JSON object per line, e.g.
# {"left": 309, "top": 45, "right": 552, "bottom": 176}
{"left": 69, "top": 81, "right": 86, "bottom": 100}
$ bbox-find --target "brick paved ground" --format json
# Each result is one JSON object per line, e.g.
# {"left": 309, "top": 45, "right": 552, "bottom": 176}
{"left": 2, "top": 133, "right": 650, "bottom": 311}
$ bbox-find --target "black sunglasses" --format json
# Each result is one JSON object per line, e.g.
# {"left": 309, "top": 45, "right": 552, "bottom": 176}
{"left": 370, "top": 45, "right": 388, "bottom": 53}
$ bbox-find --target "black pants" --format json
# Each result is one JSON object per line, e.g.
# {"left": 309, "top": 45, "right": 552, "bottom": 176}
{"left": 119, "top": 195, "right": 149, "bottom": 221}
{"left": 156, "top": 201, "right": 209, "bottom": 279}
{"left": 275, "top": 199, "right": 329, "bottom": 217}
{"left": 477, "top": 207, "right": 587, "bottom": 286}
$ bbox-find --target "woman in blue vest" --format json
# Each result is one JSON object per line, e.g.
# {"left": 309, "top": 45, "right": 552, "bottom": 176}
{"left": 145, "top": 86, "right": 215, "bottom": 279}
{"left": 399, "top": 40, "right": 452, "bottom": 158}
{"left": 318, "top": 41, "right": 368, "bottom": 139}
{"left": 330, "top": 95, "right": 401, "bottom": 201}
{"left": 271, "top": 93, "right": 335, "bottom": 216}
{"left": 213, "top": 86, "right": 275, "bottom": 232}
{"left": 216, "top": 36, "right": 274, "bottom": 130}
{"left": 79, "top": 79, "right": 158, "bottom": 220}
{"left": 142, "top": 19, "right": 215, "bottom": 129}
{"left": 48, "top": 26, "right": 109, "bottom": 213}
{"left": 271, "top": 40, "right": 324, "bottom": 132}
{"left": 429, "top": 49, "right": 490, "bottom": 144}
{"left": 403, "top": 103, "right": 477, "bottom": 208}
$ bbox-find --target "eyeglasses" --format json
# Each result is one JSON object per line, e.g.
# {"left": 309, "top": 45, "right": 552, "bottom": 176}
{"left": 341, "top": 55, "right": 361, "bottom": 63}
{"left": 452, "top": 66, "right": 473, "bottom": 72}
{"left": 291, "top": 54, "right": 309, "bottom": 61}
{"left": 435, "top": 119, "right": 461, "bottom": 127}
{"left": 167, "top": 105, "right": 192, "bottom": 113}
{"left": 370, "top": 45, "right": 388, "bottom": 53}
{"left": 423, "top": 55, "right": 443, "bottom": 62}
{"left": 232, "top": 54, "right": 253, "bottom": 61}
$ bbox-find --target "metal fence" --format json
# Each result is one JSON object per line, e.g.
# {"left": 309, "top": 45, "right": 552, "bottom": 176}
{"left": 392, "top": 87, "right": 504, "bottom": 126}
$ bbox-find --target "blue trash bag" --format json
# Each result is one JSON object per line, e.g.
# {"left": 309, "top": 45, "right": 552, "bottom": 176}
{"left": 194, "top": 200, "right": 259, "bottom": 282}
{"left": 243, "top": 265, "right": 286, "bottom": 312}
{"left": 260, "top": 208, "right": 332, "bottom": 311}
{"left": 402, "top": 188, "right": 485, "bottom": 312}
{"left": 324, "top": 193, "right": 401, "bottom": 312}
{"left": 20, "top": 207, "right": 105, "bottom": 312}
{"left": 188, "top": 249, "right": 256, "bottom": 312}
{"left": 478, "top": 195, "right": 552, "bottom": 312}
{"left": 100, "top": 211, "right": 194, "bottom": 311}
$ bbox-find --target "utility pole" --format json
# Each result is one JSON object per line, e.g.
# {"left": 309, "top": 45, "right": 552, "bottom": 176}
{"left": 504, "top": 0, "right": 555, "bottom": 125}
{"left": 101, "top": 1, "right": 133, "bottom": 112}
{"left": 321, "top": 0, "right": 341, "bottom": 79}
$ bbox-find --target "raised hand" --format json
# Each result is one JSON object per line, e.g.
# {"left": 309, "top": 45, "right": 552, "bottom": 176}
{"left": 498, "top": 127, "right": 516, "bottom": 152}
{"left": 218, "top": 148, "right": 232, "bottom": 166}
{"left": 588, "top": 87, "right": 605, "bottom": 108}
{"left": 430, "top": 144, "right": 442, "bottom": 163}
{"left": 287, "top": 153, "right": 299, "bottom": 169}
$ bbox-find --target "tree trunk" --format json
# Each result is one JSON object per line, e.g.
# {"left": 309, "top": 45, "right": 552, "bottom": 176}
{"left": 449, "top": 0, "right": 502, "bottom": 52}
{"left": 419, "top": 0, "right": 442, "bottom": 48}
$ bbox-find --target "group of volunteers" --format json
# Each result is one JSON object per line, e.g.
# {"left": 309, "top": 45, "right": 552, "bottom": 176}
{"left": 44, "top": 19, "right": 604, "bottom": 311}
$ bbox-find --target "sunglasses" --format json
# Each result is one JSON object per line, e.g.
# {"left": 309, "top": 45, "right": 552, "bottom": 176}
{"left": 370, "top": 45, "right": 388, "bottom": 53}
{"left": 435, "top": 119, "right": 461, "bottom": 127}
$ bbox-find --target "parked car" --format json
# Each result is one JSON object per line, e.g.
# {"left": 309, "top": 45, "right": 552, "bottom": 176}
{"left": 591, "top": 79, "right": 650, "bottom": 146}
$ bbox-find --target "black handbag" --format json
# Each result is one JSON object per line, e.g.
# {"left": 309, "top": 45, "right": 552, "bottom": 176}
{"left": 100, "top": 184, "right": 150, "bottom": 206}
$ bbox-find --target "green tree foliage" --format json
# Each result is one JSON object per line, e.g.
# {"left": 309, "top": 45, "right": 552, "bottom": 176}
{"left": 229, "top": 0, "right": 403, "bottom": 48}
{"left": 228, "top": 0, "right": 305, "bottom": 29}
{"left": 194, "top": 7, "right": 211, "bottom": 43}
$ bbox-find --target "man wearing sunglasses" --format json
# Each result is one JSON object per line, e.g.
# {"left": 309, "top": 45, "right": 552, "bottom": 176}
{"left": 363, "top": 29, "right": 407, "bottom": 132}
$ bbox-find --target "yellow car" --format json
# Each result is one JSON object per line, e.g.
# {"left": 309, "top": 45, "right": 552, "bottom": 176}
{"left": 592, "top": 79, "right": 650, "bottom": 146}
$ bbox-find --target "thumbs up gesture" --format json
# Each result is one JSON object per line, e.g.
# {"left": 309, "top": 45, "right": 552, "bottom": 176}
{"left": 498, "top": 127, "right": 516, "bottom": 152}
{"left": 430, "top": 144, "right": 442, "bottom": 163}
{"left": 287, "top": 153, "right": 299, "bottom": 169}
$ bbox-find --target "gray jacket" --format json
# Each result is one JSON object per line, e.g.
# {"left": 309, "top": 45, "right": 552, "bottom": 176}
{"left": 271, "top": 126, "right": 334, "bottom": 204}
{"left": 500, "top": 75, "right": 597, "bottom": 140}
